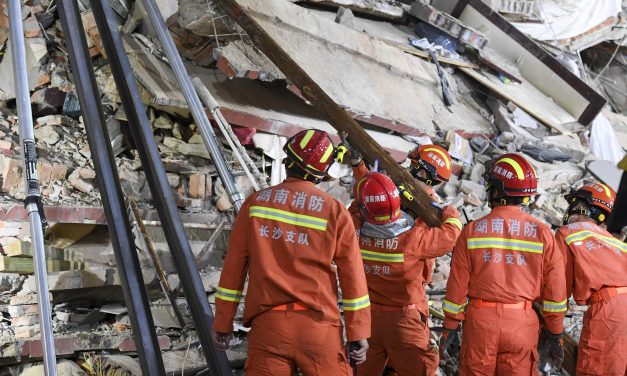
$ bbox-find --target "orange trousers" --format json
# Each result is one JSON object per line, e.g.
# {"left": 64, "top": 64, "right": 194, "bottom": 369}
{"left": 460, "top": 303, "right": 539, "bottom": 375}
{"left": 245, "top": 310, "right": 352, "bottom": 376}
{"left": 577, "top": 293, "right": 627, "bottom": 375}
{"left": 357, "top": 305, "right": 437, "bottom": 376}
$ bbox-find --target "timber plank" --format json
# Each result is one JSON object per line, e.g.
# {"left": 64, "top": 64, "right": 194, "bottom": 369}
{"left": 0, "top": 256, "right": 86, "bottom": 274}
{"left": 2, "top": 240, "right": 83, "bottom": 261}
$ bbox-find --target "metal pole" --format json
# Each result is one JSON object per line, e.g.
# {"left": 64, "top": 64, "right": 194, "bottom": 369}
{"left": 56, "top": 1, "right": 166, "bottom": 374}
{"left": 192, "top": 77, "right": 268, "bottom": 191}
{"left": 139, "top": 0, "right": 244, "bottom": 214}
{"left": 88, "top": 1, "right": 232, "bottom": 374}
{"left": 8, "top": 1, "right": 57, "bottom": 373}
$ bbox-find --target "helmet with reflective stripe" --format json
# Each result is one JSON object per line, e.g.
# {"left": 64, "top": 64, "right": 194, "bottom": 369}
{"left": 355, "top": 172, "right": 402, "bottom": 225}
{"left": 566, "top": 182, "right": 615, "bottom": 215}
{"left": 408, "top": 144, "right": 452, "bottom": 185}
{"left": 283, "top": 129, "right": 335, "bottom": 179}
{"left": 487, "top": 153, "right": 537, "bottom": 197}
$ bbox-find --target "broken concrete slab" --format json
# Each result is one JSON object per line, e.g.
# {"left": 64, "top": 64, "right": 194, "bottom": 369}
{"left": 409, "top": 2, "right": 488, "bottom": 50}
{"left": 214, "top": 41, "right": 286, "bottom": 82}
{"left": 293, "top": 0, "right": 407, "bottom": 21}
{"left": 0, "top": 40, "right": 40, "bottom": 101}
{"left": 213, "top": 0, "right": 492, "bottom": 135}
{"left": 453, "top": 0, "right": 606, "bottom": 126}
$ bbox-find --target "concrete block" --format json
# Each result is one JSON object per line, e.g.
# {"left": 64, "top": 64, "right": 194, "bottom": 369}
{"left": 9, "top": 304, "right": 39, "bottom": 317}
{"left": 460, "top": 179, "right": 486, "bottom": 201}
{"left": 409, "top": 2, "right": 488, "bottom": 50}
{"left": 14, "top": 324, "right": 40, "bottom": 339}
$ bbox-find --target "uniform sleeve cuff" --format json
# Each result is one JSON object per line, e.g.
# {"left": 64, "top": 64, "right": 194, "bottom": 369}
{"left": 346, "top": 327, "right": 371, "bottom": 342}
{"left": 443, "top": 318, "right": 461, "bottom": 331}
{"left": 212, "top": 320, "right": 234, "bottom": 334}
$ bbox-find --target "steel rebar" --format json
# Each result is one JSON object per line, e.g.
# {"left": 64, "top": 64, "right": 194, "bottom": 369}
{"left": 56, "top": 1, "right": 166, "bottom": 373}
{"left": 89, "top": 1, "right": 233, "bottom": 373}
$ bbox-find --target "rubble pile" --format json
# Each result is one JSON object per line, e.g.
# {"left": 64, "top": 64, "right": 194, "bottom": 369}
{"left": 0, "top": 0, "right": 625, "bottom": 374}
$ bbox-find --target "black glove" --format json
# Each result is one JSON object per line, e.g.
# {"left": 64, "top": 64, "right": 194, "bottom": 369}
{"left": 348, "top": 339, "right": 369, "bottom": 366}
{"left": 438, "top": 328, "right": 459, "bottom": 357}
{"left": 539, "top": 329, "right": 564, "bottom": 370}
{"left": 338, "top": 132, "right": 362, "bottom": 166}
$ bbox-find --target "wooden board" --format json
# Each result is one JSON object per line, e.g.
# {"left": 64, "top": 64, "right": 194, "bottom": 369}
{"left": 2, "top": 240, "right": 83, "bottom": 261}
{"left": 46, "top": 223, "right": 96, "bottom": 249}
{"left": 0, "top": 257, "right": 86, "bottom": 274}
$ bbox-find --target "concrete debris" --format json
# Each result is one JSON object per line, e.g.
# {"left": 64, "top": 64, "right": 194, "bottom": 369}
{"left": 299, "top": 0, "right": 408, "bottom": 20}
{"left": 0, "top": 0, "right": 622, "bottom": 373}
{"left": 335, "top": 7, "right": 356, "bottom": 28}
{"left": 409, "top": 2, "right": 489, "bottom": 50}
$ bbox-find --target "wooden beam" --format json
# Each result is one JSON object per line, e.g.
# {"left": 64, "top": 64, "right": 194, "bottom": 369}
{"left": 2, "top": 240, "right": 83, "bottom": 261}
{"left": 216, "top": 0, "right": 441, "bottom": 226}
{"left": 0, "top": 257, "right": 86, "bottom": 274}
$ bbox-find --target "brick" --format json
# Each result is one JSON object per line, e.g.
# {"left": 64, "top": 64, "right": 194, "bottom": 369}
{"left": 79, "top": 167, "right": 96, "bottom": 180}
{"left": 37, "top": 160, "right": 54, "bottom": 185}
{"left": 14, "top": 324, "right": 40, "bottom": 339}
{"left": 9, "top": 304, "right": 39, "bottom": 317}
{"left": 10, "top": 292, "right": 51, "bottom": 306}
{"left": 0, "top": 139, "right": 12, "bottom": 150}
{"left": 12, "top": 315, "right": 39, "bottom": 327}
{"left": 70, "top": 178, "right": 94, "bottom": 193}
{"left": 50, "top": 163, "right": 69, "bottom": 181}
{"left": 1, "top": 156, "right": 22, "bottom": 193}
{"left": 188, "top": 173, "right": 206, "bottom": 199}
{"left": 118, "top": 335, "right": 170, "bottom": 352}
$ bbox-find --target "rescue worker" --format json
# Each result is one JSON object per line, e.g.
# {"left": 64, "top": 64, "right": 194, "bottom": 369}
{"left": 406, "top": 145, "right": 454, "bottom": 295}
{"left": 348, "top": 171, "right": 462, "bottom": 376}
{"left": 555, "top": 182, "right": 627, "bottom": 375}
{"left": 344, "top": 138, "right": 454, "bottom": 310}
{"left": 212, "top": 129, "right": 371, "bottom": 375}
{"left": 440, "top": 153, "right": 567, "bottom": 375}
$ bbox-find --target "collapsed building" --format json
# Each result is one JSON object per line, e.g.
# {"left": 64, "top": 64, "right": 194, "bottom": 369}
{"left": 0, "top": 0, "right": 625, "bottom": 374}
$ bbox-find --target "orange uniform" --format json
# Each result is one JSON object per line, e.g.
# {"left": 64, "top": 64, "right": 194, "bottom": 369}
{"left": 349, "top": 194, "right": 462, "bottom": 375}
{"left": 214, "top": 178, "right": 371, "bottom": 375}
{"left": 352, "top": 162, "right": 441, "bottom": 314}
{"left": 556, "top": 221, "right": 627, "bottom": 376}
{"left": 443, "top": 206, "right": 567, "bottom": 375}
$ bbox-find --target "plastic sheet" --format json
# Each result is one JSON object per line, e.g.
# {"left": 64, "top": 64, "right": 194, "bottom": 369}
{"left": 589, "top": 114, "right": 626, "bottom": 165}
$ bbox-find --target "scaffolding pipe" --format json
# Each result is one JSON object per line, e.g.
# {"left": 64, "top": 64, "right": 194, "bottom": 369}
{"left": 88, "top": 1, "right": 232, "bottom": 374}
{"left": 8, "top": 0, "right": 58, "bottom": 373}
{"left": 140, "top": 0, "right": 245, "bottom": 213}
{"left": 192, "top": 77, "right": 268, "bottom": 191}
{"left": 56, "top": 1, "right": 166, "bottom": 374}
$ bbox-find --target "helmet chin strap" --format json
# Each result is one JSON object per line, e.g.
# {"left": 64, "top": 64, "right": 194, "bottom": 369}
{"left": 487, "top": 187, "right": 530, "bottom": 207}
{"left": 563, "top": 201, "right": 607, "bottom": 225}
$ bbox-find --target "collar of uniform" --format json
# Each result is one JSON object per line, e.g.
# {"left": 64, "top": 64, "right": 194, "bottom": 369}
{"left": 490, "top": 205, "right": 523, "bottom": 215}
{"left": 284, "top": 177, "right": 314, "bottom": 185}
{"left": 568, "top": 218, "right": 597, "bottom": 226}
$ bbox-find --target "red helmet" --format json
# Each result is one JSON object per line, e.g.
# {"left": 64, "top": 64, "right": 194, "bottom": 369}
{"left": 487, "top": 153, "right": 537, "bottom": 197}
{"left": 355, "top": 172, "right": 402, "bottom": 225}
{"left": 408, "top": 144, "right": 452, "bottom": 184}
{"left": 284, "top": 129, "right": 335, "bottom": 179}
{"left": 566, "top": 182, "right": 615, "bottom": 215}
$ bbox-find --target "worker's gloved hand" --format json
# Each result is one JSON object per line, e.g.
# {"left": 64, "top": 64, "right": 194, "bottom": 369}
{"left": 438, "top": 328, "right": 459, "bottom": 357}
{"left": 540, "top": 330, "right": 564, "bottom": 369}
{"left": 212, "top": 330, "right": 232, "bottom": 351}
{"left": 338, "top": 132, "right": 362, "bottom": 166}
{"left": 348, "top": 339, "right": 369, "bottom": 366}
